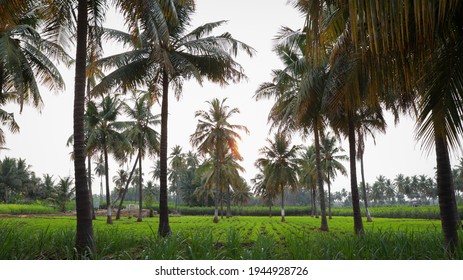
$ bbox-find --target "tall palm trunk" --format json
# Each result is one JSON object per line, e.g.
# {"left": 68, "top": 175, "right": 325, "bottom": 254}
{"left": 348, "top": 113, "right": 363, "bottom": 235}
{"left": 0, "top": 61, "right": 3, "bottom": 95}
{"left": 314, "top": 123, "right": 328, "bottom": 230}
{"left": 226, "top": 185, "right": 232, "bottom": 218}
{"left": 74, "top": 0, "right": 94, "bottom": 255}
{"left": 116, "top": 153, "right": 139, "bottom": 219}
{"left": 310, "top": 184, "right": 317, "bottom": 217}
{"left": 435, "top": 134, "right": 459, "bottom": 255}
{"left": 281, "top": 186, "right": 285, "bottom": 222}
{"left": 220, "top": 190, "right": 224, "bottom": 219}
{"left": 213, "top": 144, "right": 220, "bottom": 223}
{"left": 327, "top": 173, "right": 332, "bottom": 219}
{"left": 86, "top": 81, "right": 96, "bottom": 220}
{"left": 87, "top": 156, "right": 96, "bottom": 220}
{"left": 103, "top": 143, "right": 112, "bottom": 224}
{"left": 360, "top": 153, "right": 372, "bottom": 222}
{"left": 158, "top": 70, "right": 171, "bottom": 236}
{"left": 137, "top": 148, "right": 143, "bottom": 222}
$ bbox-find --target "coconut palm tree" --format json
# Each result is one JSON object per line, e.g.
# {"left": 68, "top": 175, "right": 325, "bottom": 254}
{"left": 320, "top": 132, "right": 347, "bottom": 219}
{"left": 195, "top": 151, "right": 245, "bottom": 218}
{"left": 93, "top": 2, "right": 254, "bottom": 235}
{"left": 297, "top": 145, "right": 318, "bottom": 217}
{"left": 72, "top": 0, "right": 94, "bottom": 255}
{"left": 86, "top": 95, "right": 131, "bottom": 224}
{"left": 49, "top": 177, "right": 74, "bottom": 213}
{"left": 355, "top": 107, "right": 386, "bottom": 222}
{"left": 252, "top": 165, "right": 277, "bottom": 217}
{"left": 307, "top": 0, "right": 463, "bottom": 252}
{"left": 256, "top": 133, "right": 299, "bottom": 222}
{"left": 220, "top": 155, "right": 246, "bottom": 218}
{"left": 233, "top": 179, "right": 252, "bottom": 208}
{"left": 416, "top": 41, "right": 463, "bottom": 252}
{"left": 39, "top": 174, "right": 56, "bottom": 200}
{"left": 255, "top": 26, "right": 330, "bottom": 230}
{"left": 190, "top": 98, "right": 248, "bottom": 223}
{"left": 121, "top": 91, "right": 160, "bottom": 222}
{"left": 168, "top": 145, "right": 185, "bottom": 212}
{"left": 112, "top": 169, "right": 128, "bottom": 208}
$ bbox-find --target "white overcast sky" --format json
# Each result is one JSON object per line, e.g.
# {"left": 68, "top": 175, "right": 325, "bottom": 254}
{"left": 3, "top": 0, "right": 454, "bottom": 194}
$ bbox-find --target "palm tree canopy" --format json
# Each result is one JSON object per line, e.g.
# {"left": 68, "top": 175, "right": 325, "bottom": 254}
{"left": 121, "top": 91, "right": 160, "bottom": 158}
{"left": 92, "top": 1, "right": 255, "bottom": 97}
{"left": 256, "top": 133, "right": 300, "bottom": 193}
{"left": 85, "top": 95, "right": 131, "bottom": 161}
{"left": 0, "top": 1, "right": 72, "bottom": 111}
{"left": 320, "top": 132, "right": 347, "bottom": 182}
{"left": 190, "top": 98, "right": 248, "bottom": 160}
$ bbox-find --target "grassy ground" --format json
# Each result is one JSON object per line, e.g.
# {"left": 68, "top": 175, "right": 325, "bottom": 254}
{"left": 1, "top": 215, "right": 461, "bottom": 260}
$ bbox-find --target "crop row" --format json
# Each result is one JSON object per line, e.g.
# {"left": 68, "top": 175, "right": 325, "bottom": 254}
{"left": 1, "top": 203, "right": 463, "bottom": 220}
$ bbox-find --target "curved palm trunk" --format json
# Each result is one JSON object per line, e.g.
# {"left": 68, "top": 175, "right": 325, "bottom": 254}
{"left": 281, "top": 186, "right": 285, "bottom": 222}
{"left": 103, "top": 144, "right": 112, "bottom": 224}
{"left": 158, "top": 70, "right": 171, "bottom": 236}
{"left": 360, "top": 153, "right": 373, "bottom": 222}
{"left": 435, "top": 134, "right": 459, "bottom": 255}
{"left": 348, "top": 113, "right": 364, "bottom": 235}
{"left": 314, "top": 124, "right": 328, "bottom": 230}
{"left": 116, "top": 154, "right": 139, "bottom": 219}
{"left": 74, "top": 0, "right": 95, "bottom": 255}
{"left": 137, "top": 149, "right": 143, "bottom": 222}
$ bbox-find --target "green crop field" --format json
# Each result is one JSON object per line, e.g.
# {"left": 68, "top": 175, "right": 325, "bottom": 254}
{"left": 1, "top": 215, "right": 461, "bottom": 260}
{"left": 0, "top": 204, "right": 58, "bottom": 215}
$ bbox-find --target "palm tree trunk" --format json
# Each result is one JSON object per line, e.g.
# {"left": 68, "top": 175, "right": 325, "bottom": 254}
{"left": 327, "top": 173, "right": 332, "bottom": 219}
{"left": 220, "top": 190, "right": 224, "bottom": 219}
{"left": 226, "top": 185, "right": 232, "bottom": 218}
{"left": 159, "top": 70, "right": 171, "bottom": 236}
{"left": 116, "top": 154, "right": 139, "bottom": 219}
{"left": 435, "top": 134, "right": 459, "bottom": 255}
{"left": 310, "top": 184, "right": 317, "bottom": 217}
{"left": 137, "top": 149, "right": 143, "bottom": 222}
{"left": 103, "top": 144, "right": 112, "bottom": 224}
{"left": 213, "top": 146, "right": 220, "bottom": 223}
{"left": 0, "top": 61, "right": 3, "bottom": 96}
{"left": 314, "top": 123, "right": 328, "bottom": 230}
{"left": 87, "top": 156, "right": 96, "bottom": 220}
{"left": 348, "top": 113, "right": 364, "bottom": 235}
{"left": 281, "top": 186, "right": 285, "bottom": 222}
{"left": 86, "top": 80, "right": 96, "bottom": 220}
{"left": 74, "top": 0, "right": 95, "bottom": 255}
{"left": 360, "top": 153, "right": 373, "bottom": 222}
{"left": 175, "top": 190, "right": 179, "bottom": 212}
